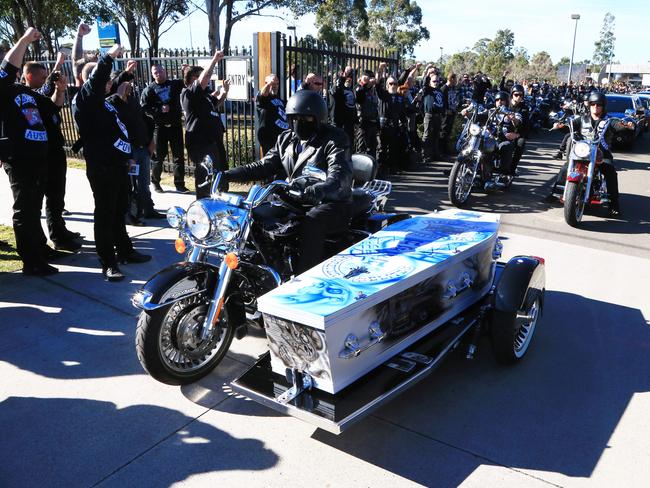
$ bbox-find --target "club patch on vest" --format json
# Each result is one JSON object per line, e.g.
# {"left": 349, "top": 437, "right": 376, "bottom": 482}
{"left": 0, "top": 69, "right": 7, "bottom": 79}
{"left": 114, "top": 138, "right": 131, "bottom": 154}
{"left": 15, "top": 93, "right": 36, "bottom": 106}
{"left": 25, "top": 129, "right": 48, "bottom": 142}
{"left": 116, "top": 116, "right": 129, "bottom": 138}
{"left": 22, "top": 108, "right": 43, "bottom": 127}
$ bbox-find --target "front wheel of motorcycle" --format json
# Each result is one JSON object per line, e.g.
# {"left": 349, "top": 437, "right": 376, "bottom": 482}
{"left": 563, "top": 181, "right": 585, "bottom": 227}
{"left": 448, "top": 159, "right": 475, "bottom": 207}
{"left": 135, "top": 294, "right": 235, "bottom": 385}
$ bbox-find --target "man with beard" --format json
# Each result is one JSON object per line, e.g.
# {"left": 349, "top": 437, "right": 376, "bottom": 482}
{"left": 330, "top": 66, "right": 357, "bottom": 146}
{"left": 355, "top": 69, "right": 380, "bottom": 158}
{"left": 256, "top": 73, "right": 289, "bottom": 155}
{"left": 141, "top": 64, "right": 188, "bottom": 193}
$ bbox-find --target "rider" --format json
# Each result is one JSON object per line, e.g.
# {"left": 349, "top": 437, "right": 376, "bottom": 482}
{"left": 220, "top": 90, "right": 353, "bottom": 274}
{"left": 509, "top": 84, "right": 530, "bottom": 175}
{"left": 546, "top": 91, "right": 632, "bottom": 216}
{"left": 484, "top": 91, "right": 523, "bottom": 176}
{"left": 553, "top": 92, "right": 589, "bottom": 160}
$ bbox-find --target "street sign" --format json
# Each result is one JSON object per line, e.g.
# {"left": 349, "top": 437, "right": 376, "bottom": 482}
{"left": 225, "top": 58, "right": 250, "bottom": 101}
{"left": 96, "top": 18, "right": 120, "bottom": 51}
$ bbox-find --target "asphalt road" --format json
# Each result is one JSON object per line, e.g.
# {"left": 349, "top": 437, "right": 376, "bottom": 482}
{"left": 1, "top": 130, "right": 649, "bottom": 487}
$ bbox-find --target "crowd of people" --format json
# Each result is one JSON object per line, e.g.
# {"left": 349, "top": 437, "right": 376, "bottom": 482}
{"left": 1, "top": 23, "right": 639, "bottom": 280}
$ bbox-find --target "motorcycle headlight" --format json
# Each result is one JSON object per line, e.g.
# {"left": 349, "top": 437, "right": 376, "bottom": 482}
{"left": 469, "top": 123, "right": 481, "bottom": 136}
{"left": 186, "top": 202, "right": 212, "bottom": 239}
{"left": 166, "top": 206, "right": 186, "bottom": 229}
{"left": 573, "top": 141, "right": 591, "bottom": 159}
{"left": 216, "top": 216, "right": 240, "bottom": 242}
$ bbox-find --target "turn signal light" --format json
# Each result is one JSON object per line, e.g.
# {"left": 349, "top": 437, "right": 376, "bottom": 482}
{"left": 175, "top": 238, "right": 186, "bottom": 254}
{"left": 224, "top": 252, "right": 239, "bottom": 269}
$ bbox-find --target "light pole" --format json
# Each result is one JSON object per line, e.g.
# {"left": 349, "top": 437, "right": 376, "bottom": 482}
{"left": 567, "top": 14, "right": 580, "bottom": 84}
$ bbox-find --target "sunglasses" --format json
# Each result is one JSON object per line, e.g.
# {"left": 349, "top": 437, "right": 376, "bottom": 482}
{"left": 512, "top": 93, "right": 523, "bottom": 97}
{"left": 589, "top": 102, "right": 603, "bottom": 107}
{"left": 388, "top": 82, "right": 397, "bottom": 85}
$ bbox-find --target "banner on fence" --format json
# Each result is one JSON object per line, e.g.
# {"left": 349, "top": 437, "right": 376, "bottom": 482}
{"left": 225, "top": 58, "right": 250, "bottom": 101}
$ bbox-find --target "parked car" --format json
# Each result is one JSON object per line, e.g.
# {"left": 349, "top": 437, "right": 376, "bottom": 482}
{"left": 605, "top": 94, "right": 645, "bottom": 148}
{"left": 635, "top": 94, "right": 650, "bottom": 131}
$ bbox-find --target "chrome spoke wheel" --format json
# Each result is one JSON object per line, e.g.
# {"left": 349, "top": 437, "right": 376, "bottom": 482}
{"left": 158, "top": 296, "right": 228, "bottom": 374}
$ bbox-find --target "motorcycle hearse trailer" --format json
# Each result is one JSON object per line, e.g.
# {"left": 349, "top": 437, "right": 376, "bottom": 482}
{"left": 231, "top": 209, "right": 545, "bottom": 434}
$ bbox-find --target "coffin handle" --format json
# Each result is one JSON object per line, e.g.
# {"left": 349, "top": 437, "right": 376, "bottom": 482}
{"left": 339, "top": 321, "right": 386, "bottom": 359}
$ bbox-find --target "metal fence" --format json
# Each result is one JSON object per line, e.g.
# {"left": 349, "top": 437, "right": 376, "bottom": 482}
{"left": 281, "top": 36, "right": 401, "bottom": 100}
{"left": 30, "top": 46, "right": 256, "bottom": 171}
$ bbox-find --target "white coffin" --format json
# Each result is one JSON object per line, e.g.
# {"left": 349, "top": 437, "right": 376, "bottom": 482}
{"left": 257, "top": 209, "right": 501, "bottom": 394}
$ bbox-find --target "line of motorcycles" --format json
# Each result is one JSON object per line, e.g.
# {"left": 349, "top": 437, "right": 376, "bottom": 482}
{"left": 449, "top": 101, "right": 624, "bottom": 228}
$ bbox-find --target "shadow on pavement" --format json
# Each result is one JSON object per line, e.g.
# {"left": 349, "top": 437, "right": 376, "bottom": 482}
{"left": 0, "top": 397, "right": 278, "bottom": 487}
{"left": 311, "top": 290, "right": 650, "bottom": 486}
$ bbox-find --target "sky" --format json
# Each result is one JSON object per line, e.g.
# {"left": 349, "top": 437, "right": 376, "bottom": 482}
{"left": 75, "top": 0, "right": 648, "bottom": 65}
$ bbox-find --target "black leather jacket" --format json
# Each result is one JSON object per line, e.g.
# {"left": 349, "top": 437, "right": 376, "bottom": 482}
{"left": 224, "top": 124, "right": 353, "bottom": 203}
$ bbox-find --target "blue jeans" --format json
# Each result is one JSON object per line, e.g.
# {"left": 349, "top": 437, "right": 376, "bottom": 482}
{"left": 132, "top": 147, "right": 154, "bottom": 216}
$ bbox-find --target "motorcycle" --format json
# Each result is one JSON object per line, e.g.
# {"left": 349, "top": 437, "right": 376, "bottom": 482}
{"left": 557, "top": 118, "right": 614, "bottom": 227}
{"left": 132, "top": 154, "right": 404, "bottom": 385}
{"left": 448, "top": 109, "right": 515, "bottom": 207}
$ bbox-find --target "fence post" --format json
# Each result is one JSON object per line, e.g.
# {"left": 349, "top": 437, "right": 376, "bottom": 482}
{"left": 252, "top": 32, "right": 282, "bottom": 159}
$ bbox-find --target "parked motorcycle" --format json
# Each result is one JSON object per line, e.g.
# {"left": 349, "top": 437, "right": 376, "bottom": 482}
{"left": 448, "top": 110, "right": 514, "bottom": 207}
{"left": 132, "top": 154, "right": 404, "bottom": 385}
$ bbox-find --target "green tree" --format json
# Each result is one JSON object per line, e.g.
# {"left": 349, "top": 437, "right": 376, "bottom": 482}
{"left": 556, "top": 56, "right": 570, "bottom": 66}
{"left": 480, "top": 29, "right": 514, "bottom": 79}
{"left": 592, "top": 12, "right": 615, "bottom": 70}
{"left": 527, "top": 51, "right": 554, "bottom": 80}
{"left": 365, "top": 0, "right": 429, "bottom": 55}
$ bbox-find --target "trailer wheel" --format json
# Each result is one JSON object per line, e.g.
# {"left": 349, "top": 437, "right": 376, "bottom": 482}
{"left": 490, "top": 296, "right": 541, "bottom": 364}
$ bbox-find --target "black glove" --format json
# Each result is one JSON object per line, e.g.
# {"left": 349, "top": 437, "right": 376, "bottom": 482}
{"left": 302, "top": 184, "right": 323, "bottom": 205}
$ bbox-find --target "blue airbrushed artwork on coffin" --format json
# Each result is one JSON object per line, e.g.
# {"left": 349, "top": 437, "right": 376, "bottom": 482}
{"left": 261, "top": 210, "right": 500, "bottom": 318}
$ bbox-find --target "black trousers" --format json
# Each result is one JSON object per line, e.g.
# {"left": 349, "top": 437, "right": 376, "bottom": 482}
{"left": 497, "top": 140, "right": 517, "bottom": 174}
{"left": 356, "top": 120, "right": 379, "bottom": 159}
{"left": 188, "top": 140, "right": 228, "bottom": 200}
{"left": 45, "top": 148, "right": 68, "bottom": 244}
{"left": 258, "top": 128, "right": 281, "bottom": 156}
{"left": 86, "top": 162, "right": 134, "bottom": 267}
{"left": 335, "top": 119, "right": 356, "bottom": 151}
{"left": 511, "top": 137, "right": 527, "bottom": 174}
{"left": 378, "top": 125, "right": 407, "bottom": 172}
{"left": 297, "top": 201, "right": 352, "bottom": 274}
{"left": 422, "top": 113, "right": 442, "bottom": 160}
{"left": 152, "top": 124, "right": 185, "bottom": 187}
{"left": 3, "top": 158, "right": 48, "bottom": 267}
{"left": 439, "top": 111, "right": 456, "bottom": 154}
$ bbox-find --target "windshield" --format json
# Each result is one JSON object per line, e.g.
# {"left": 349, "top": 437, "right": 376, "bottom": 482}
{"left": 606, "top": 97, "right": 634, "bottom": 113}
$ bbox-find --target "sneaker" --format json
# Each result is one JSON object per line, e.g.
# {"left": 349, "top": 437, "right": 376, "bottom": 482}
{"left": 23, "top": 263, "right": 59, "bottom": 276}
{"left": 118, "top": 250, "right": 152, "bottom": 264}
{"left": 553, "top": 151, "right": 564, "bottom": 160}
{"left": 153, "top": 183, "right": 164, "bottom": 193}
{"left": 102, "top": 265, "right": 125, "bottom": 282}
{"left": 144, "top": 210, "right": 166, "bottom": 219}
{"left": 44, "top": 245, "right": 69, "bottom": 261}
{"left": 175, "top": 186, "right": 191, "bottom": 194}
{"left": 53, "top": 240, "right": 82, "bottom": 252}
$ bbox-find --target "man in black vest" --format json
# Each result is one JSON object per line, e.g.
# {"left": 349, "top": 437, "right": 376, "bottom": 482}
{"left": 0, "top": 28, "right": 58, "bottom": 275}
{"left": 72, "top": 44, "right": 151, "bottom": 281}
{"left": 141, "top": 64, "right": 188, "bottom": 193}
{"left": 256, "top": 73, "right": 289, "bottom": 155}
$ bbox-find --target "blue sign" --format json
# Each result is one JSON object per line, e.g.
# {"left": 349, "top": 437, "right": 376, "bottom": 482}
{"left": 96, "top": 18, "right": 121, "bottom": 49}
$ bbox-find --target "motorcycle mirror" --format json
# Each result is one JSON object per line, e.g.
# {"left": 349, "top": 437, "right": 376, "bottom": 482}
{"left": 203, "top": 155, "right": 213, "bottom": 166}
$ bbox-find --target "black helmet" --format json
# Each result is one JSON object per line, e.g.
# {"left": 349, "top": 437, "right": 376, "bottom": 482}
{"left": 582, "top": 93, "right": 590, "bottom": 102}
{"left": 285, "top": 89, "right": 327, "bottom": 123}
{"left": 495, "top": 91, "right": 510, "bottom": 103}
{"left": 588, "top": 91, "right": 606, "bottom": 107}
{"left": 511, "top": 84, "right": 524, "bottom": 95}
